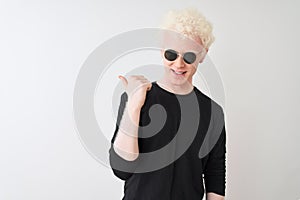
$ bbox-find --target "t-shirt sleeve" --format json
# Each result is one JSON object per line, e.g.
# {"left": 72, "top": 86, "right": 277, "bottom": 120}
{"left": 203, "top": 108, "right": 227, "bottom": 196}
{"left": 108, "top": 92, "right": 141, "bottom": 181}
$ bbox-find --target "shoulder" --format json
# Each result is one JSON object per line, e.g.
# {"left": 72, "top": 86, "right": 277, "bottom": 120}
{"left": 144, "top": 81, "right": 168, "bottom": 100}
{"left": 193, "top": 86, "right": 225, "bottom": 118}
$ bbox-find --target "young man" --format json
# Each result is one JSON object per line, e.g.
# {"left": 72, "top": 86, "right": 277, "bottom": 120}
{"left": 109, "top": 8, "right": 226, "bottom": 200}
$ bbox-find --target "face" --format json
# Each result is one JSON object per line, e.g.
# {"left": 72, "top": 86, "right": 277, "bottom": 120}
{"left": 160, "top": 32, "right": 207, "bottom": 86}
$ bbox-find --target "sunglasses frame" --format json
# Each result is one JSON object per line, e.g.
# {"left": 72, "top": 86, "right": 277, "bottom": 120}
{"left": 163, "top": 48, "right": 203, "bottom": 64}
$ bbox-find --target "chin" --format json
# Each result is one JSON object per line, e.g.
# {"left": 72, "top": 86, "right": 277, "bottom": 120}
{"left": 169, "top": 77, "right": 190, "bottom": 86}
{"left": 170, "top": 73, "right": 192, "bottom": 85}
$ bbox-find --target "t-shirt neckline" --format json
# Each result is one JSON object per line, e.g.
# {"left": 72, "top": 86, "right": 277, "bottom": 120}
{"left": 153, "top": 81, "right": 195, "bottom": 97}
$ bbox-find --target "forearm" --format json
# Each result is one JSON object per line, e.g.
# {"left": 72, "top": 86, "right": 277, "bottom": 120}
{"left": 113, "top": 101, "right": 141, "bottom": 161}
{"left": 206, "top": 192, "right": 225, "bottom": 200}
{"left": 203, "top": 118, "right": 226, "bottom": 199}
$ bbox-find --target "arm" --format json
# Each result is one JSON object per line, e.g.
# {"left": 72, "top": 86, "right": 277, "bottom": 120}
{"left": 109, "top": 75, "right": 152, "bottom": 180}
{"left": 113, "top": 96, "right": 141, "bottom": 161}
{"left": 109, "top": 92, "right": 141, "bottom": 180}
{"left": 203, "top": 107, "right": 227, "bottom": 198}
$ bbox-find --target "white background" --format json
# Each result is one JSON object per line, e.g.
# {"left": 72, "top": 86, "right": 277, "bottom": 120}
{"left": 1, "top": 0, "right": 299, "bottom": 199}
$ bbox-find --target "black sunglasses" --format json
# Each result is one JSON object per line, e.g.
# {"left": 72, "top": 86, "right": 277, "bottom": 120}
{"left": 164, "top": 49, "right": 200, "bottom": 64}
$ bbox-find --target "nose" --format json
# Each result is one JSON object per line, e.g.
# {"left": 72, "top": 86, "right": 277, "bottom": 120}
{"left": 174, "top": 55, "right": 185, "bottom": 68}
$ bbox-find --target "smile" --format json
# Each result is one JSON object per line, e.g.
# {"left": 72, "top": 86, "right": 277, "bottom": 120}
{"left": 171, "top": 69, "right": 187, "bottom": 75}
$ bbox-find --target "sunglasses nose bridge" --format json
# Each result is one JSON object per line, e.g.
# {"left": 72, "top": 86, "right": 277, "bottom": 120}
{"left": 174, "top": 53, "right": 185, "bottom": 66}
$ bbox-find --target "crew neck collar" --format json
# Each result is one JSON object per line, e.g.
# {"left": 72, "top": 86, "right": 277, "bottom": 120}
{"left": 154, "top": 81, "right": 195, "bottom": 96}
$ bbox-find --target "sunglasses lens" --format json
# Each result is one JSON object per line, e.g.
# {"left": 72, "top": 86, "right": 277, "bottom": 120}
{"left": 183, "top": 52, "right": 196, "bottom": 64}
{"left": 164, "top": 49, "right": 178, "bottom": 61}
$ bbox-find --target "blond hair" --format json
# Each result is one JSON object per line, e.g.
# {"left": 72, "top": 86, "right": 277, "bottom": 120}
{"left": 160, "top": 8, "right": 215, "bottom": 50}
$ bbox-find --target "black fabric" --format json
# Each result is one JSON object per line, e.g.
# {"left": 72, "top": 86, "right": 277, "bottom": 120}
{"left": 109, "top": 81, "right": 226, "bottom": 200}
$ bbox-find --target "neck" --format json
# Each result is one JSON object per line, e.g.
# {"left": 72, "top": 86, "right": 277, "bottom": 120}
{"left": 157, "top": 78, "right": 194, "bottom": 95}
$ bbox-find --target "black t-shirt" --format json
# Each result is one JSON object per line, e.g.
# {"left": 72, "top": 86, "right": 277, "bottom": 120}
{"left": 109, "top": 81, "right": 226, "bottom": 200}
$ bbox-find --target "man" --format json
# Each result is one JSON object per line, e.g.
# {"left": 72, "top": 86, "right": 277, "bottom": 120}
{"left": 109, "top": 8, "right": 226, "bottom": 200}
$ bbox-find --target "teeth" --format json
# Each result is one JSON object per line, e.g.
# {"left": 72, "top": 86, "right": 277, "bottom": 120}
{"left": 173, "top": 70, "right": 185, "bottom": 75}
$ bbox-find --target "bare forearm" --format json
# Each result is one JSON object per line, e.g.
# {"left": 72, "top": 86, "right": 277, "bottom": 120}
{"left": 113, "top": 101, "right": 141, "bottom": 161}
{"left": 206, "top": 192, "right": 225, "bottom": 200}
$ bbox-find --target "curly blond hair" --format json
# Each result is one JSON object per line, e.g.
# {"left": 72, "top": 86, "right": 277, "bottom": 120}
{"left": 160, "top": 8, "right": 215, "bottom": 50}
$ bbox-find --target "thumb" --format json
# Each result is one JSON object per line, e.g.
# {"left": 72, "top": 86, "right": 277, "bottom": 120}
{"left": 118, "top": 75, "right": 128, "bottom": 87}
{"left": 147, "top": 82, "right": 152, "bottom": 91}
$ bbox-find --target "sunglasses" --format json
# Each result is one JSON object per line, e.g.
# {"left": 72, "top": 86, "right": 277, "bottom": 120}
{"left": 164, "top": 49, "right": 201, "bottom": 64}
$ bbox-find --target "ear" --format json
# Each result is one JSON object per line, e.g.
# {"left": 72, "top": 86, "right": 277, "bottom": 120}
{"left": 199, "top": 48, "right": 208, "bottom": 64}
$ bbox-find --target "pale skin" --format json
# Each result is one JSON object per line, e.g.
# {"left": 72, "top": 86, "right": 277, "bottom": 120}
{"left": 113, "top": 35, "right": 224, "bottom": 200}
{"left": 113, "top": 75, "right": 151, "bottom": 161}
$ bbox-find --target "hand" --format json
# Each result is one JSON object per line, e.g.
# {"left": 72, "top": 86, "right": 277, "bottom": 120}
{"left": 118, "top": 75, "right": 152, "bottom": 110}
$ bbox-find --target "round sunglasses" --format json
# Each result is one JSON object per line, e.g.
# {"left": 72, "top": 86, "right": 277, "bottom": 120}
{"left": 164, "top": 49, "right": 201, "bottom": 64}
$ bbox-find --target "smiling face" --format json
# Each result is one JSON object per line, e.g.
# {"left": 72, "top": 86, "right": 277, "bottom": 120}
{"left": 160, "top": 32, "right": 207, "bottom": 87}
